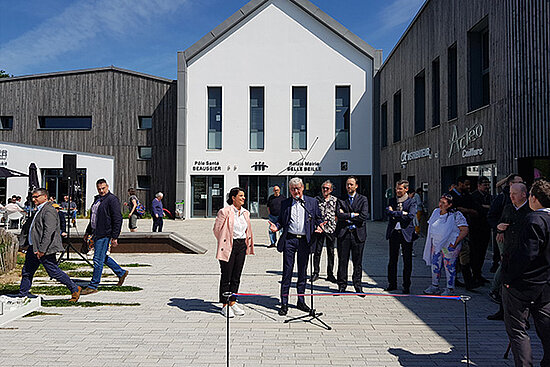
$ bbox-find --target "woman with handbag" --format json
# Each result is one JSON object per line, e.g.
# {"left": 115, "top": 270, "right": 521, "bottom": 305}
{"left": 213, "top": 187, "right": 254, "bottom": 318}
{"left": 422, "top": 193, "right": 469, "bottom": 296}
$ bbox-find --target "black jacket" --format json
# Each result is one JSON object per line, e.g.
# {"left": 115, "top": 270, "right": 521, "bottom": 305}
{"left": 499, "top": 202, "right": 532, "bottom": 255}
{"left": 335, "top": 193, "right": 369, "bottom": 243}
{"left": 385, "top": 197, "right": 417, "bottom": 242}
{"left": 86, "top": 192, "right": 123, "bottom": 240}
{"left": 502, "top": 209, "right": 550, "bottom": 302}
{"left": 487, "top": 186, "right": 512, "bottom": 229}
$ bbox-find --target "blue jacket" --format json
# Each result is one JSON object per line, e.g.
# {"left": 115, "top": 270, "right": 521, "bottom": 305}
{"left": 86, "top": 192, "right": 123, "bottom": 240}
{"left": 386, "top": 196, "right": 417, "bottom": 242}
{"left": 275, "top": 195, "right": 322, "bottom": 253}
{"left": 152, "top": 198, "right": 164, "bottom": 217}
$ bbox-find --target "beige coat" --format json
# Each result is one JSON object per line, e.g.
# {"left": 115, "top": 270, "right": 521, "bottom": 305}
{"left": 213, "top": 205, "right": 254, "bottom": 262}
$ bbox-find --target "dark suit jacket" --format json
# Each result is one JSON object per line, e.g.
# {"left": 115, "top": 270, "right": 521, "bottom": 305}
{"left": 335, "top": 193, "right": 369, "bottom": 243}
{"left": 86, "top": 192, "right": 123, "bottom": 240}
{"left": 27, "top": 202, "right": 64, "bottom": 255}
{"left": 385, "top": 197, "right": 417, "bottom": 242}
{"left": 502, "top": 209, "right": 550, "bottom": 302}
{"left": 276, "top": 195, "right": 322, "bottom": 252}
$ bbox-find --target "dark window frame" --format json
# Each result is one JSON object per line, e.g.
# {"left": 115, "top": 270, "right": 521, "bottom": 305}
{"left": 249, "top": 86, "right": 265, "bottom": 151}
{"left": 393, "top": 91, "right": 402, "bottom": 143}
{"left": 468, "top": 17, "right": 490, "bottom": 111}
{"left": 432, "top": 57, "right": 441, "bottom": 127}
{"left": 381, "top": 102, "right": 388, "bottom": 148}
{"left": 335, "top": 85, "right": 351, "bottom": 150}
{"left": 207, "top": 86, "right": 222, "bottom": 150}
{"left": 448, "top": 43, "right": 458, "bottom": 120}
{"left": 38, "top": 116, "right": 92, "bottom": 130}
{"left": 292, "top": 86, "right": 307, "bottom": 150}
{"left": 137, "top": 175, "right": 151, "bottom": 190}
{"left": 0, "top": 116, "right": 13, "bottom": 130}
{"left": 138, "top": 146, "right": 152, "bottom": 160}
{"left": 138, "top": 116, "right": 152, "bottom": 130}
{"left": 414, "top": 69, "right": 426, "bottom": 134}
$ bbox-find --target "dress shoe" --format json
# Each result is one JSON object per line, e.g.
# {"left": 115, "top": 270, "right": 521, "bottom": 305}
{"left": 310, "top": 273, "right": 320, "bottom": 282}
{"left": 117, "top": 270, "right": 129, "bottom": 286}
{"left": 326, "top": 275, "right": 337, "bottom": 283}
{"left": 455, "top": 279, "right": 465, "bottom": 288}
{"left": 384, "top": 285, "right": 397, "bottom": 292}
{"left": 487, "top": 310, "right": 504, "bottom": 321}
{"left": 489, "top": 263, "right": 499, "bottom": 273}
{"left": 296, "top": 302, "right": 311, "bottom": 313}
{"left": 69, "top": 286, "right": 82, "bottom": 302}
{"left": 268, "top": 243, "right": 276, "bottom": 248}
{"left": 354, "top": 287, "right": 365, "bottom": 298}
{"left": 334, "top": 287, "right": 346, "bottom": 295}
{"left": 80, "top": 287, "right": 98, "bottom": 295}
{"left": 278, "top": 304, "right": 288, "bottom": 316}
{"left": 489, "top": 290, "right": 502, "bottom": 304}
{"left": 478, "top": 276, "right": 490, "bottom": 284}
{"left": 402, "top": 288, "right": 410, "bottom": 295}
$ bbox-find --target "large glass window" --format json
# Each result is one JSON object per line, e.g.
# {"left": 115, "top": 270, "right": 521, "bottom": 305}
{"left": 335, "top": 86, "right": 350, "bottom": 150}
{"left": 448, "top": 43, "right": 458, "bottom": 120}
{"left": 250, "top": 87, "right": 264, "bottom": 150}
{"left": 468, "top": 18, "right": 490, "bottom": 110}
{"left": 0, "top": 116, "right": 13, "bottom": 130}
{"left": 432, "top": 58, "right": 441, "bottom": 127}
{"left": 393, "top": 91, "right": 401, "bottom": 143}
{"left": 138, "top": 116, "right": 152, "bottom": 129}
{"left": 207, "top": 87, "right": 222, "bottom": 150}
{"left": 381, "top": 102, "right": 388, "bottom": 148}
{"left": 292, "top": 87, "right": 307, "bottom": 150}
{"left": 38, "top": 117, "right": 92, "bottom": 130}
{"left": 414, "top": 70, "right": 426, "bottom": 134}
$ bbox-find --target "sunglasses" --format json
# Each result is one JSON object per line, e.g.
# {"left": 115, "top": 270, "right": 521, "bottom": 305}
{"left": 31, "top": 194, "right": 43, "bottom": 199}
{"left": 440, "top": 194, "right": 453, "bottom": 201}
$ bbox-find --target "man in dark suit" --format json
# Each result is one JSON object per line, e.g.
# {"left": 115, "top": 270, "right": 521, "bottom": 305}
{"left": 269, "top": 177, "right": 324, "bottom": 316}
{"left": 502, "top": 179, "right": 550, "bottom": 367}
{"left": 335, "top": 176, "right": 369, "bottom": 294}
{"left": 18, "top": 188, "right": 81, "bottom": 301}
{"left": 385, "top": 180, "right": 417, "bottom": 294}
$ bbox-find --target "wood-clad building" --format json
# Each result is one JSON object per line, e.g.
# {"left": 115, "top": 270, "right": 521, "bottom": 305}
{"left": 0, "top": 66, "right": 177, "bottom": 212}
{"left": 374, "top": 0, "right": 550, "bottom": 216}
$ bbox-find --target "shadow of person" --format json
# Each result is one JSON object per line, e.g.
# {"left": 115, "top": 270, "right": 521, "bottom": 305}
{"left": 388, "top": 346, "right": 470, "bottom": 367}
{"left": 167, "top": 298, "right": 219, "bottom": 314}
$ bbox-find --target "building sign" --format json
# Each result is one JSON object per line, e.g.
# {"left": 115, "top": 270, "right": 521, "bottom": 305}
{"left": 0, "top": 149, "right": 7, "bottom": 166}
{"left": 400, "top": 148, "right": 431, "bottom": 165}
{"left": 286, "top": 161, "right": 322, "bottom": 172}
{"left": 449, "top": 123, "right": 484, "bottom": 158}
{"left": 191, "top": 160, "right": 222, "bottom": 172}
{"left": 340, "top": 161, "right": 348, "bottom": 171}
{"left": 251, "top": 161, "right": 268, "bottom": 171}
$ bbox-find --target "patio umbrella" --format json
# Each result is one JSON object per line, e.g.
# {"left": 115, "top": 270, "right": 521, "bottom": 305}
{"left": 25, "top": 163, "right": 40, "bottom": 208}
{"left": 0, "top": 167, "right": 27, "bottom": 178}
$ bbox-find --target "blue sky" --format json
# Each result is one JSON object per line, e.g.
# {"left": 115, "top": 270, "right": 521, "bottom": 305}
{"left": 0, "top": 0, "right": 425, "bottom": 80}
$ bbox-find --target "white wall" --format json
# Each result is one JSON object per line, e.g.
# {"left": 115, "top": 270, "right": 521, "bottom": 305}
{"left": 184, "top": 0, "right": 374, "bottom": 217}
{"left": 0, "top": 142, "right": 114, "bottom": 209}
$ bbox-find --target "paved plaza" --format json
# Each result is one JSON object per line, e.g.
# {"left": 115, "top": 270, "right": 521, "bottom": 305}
{"left": 0, "top": 218, "right": 544, "bottom": 366}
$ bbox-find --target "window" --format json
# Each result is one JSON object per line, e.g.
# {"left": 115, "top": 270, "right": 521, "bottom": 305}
{"left": 432, "top": 58, "right": 441, "bottom": 127}
{"left": 468, "top": 17, "right": 490, "bottom": 110}
{"left": 393, "top": 91, "right": 401, "bottom": 143}
{"left": 38, "top": 116, "right": 92, "bottom": 130}
{"left": 292, "top": 86, "right": 307, "bottom": 150}
{"left": 381, "top": 102, "right": 388, "bottom": 148}
{"left": 137, "top": 175, "right": 151, "bottom": 190}
{"left": 414, "top": 70, "right": 426, "bottom": 134}
{"left": 138, "top": 146, "right": 152, "bottom": 160}
{"left": 448, "top": 43, "right": 458, "bottom": 120}
{"left": 335, "top": 86, "right": 350, "bottom": 150}
{"left": 207, "top": 87, "right": 222, "bottom": 150}
{"left": 250, "top": 87, "right": 264, "bottom": 150}
{"left": 138, "top": 116, "right": 152, "bottom": 129}
{"left": 0, "top": 116, "right": 13, "bottom": 130}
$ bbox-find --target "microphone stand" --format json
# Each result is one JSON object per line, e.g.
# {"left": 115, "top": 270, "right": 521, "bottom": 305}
{"left": 284, "top": 197, "right": 332, "bottom": 330}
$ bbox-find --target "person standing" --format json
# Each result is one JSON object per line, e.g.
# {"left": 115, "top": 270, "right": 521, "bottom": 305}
{"left": 269, "top": 177, "right": 324, "bottom": 316}
{"left": 335, "top": 176, "right": 369, "bottom": 295}
{"left": 470, "top": 176, "right": 492, "bottom": 284}
{"left": 385, "top": 180, "right": 417, "bottom": 294}
{"left": 152, "top": 192, "right": 164, "bottom": 232}
{"left": 213, "top": 187, "right": 254, "bottom": 318}
{"left": 312, "top": 180, "right": 338, "bottom": 283}
{"left": 18, "top": 188, "right": 81, "bottom": 302}
{"left": 81, "top": 179, "right": 128, "bottom": 295}
{"left": 267, "top": 186, "right": 285, "bottom": 248}
{"left": 501, "top": 179, "right": 550, "bottom": 367}
{"left": 127, "top": 188, "right": 139, "bottom": 232}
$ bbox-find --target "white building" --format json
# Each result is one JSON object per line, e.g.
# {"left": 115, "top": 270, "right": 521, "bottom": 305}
{"left": 177, "top": 0, "right": 381, "bottom": 218}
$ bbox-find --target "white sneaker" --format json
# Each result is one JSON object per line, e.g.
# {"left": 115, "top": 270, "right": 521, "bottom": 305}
{"left": 441, "top": 288, "right": 455, "bottom": 296}
{"left": 221, "top": 304, "right": 235, "bottom": 318}
{"left": 423, "top": 285, "right": 441, "bottom": 295}
{"left": 231, "top": 303, "right": 245, "bottom": 316}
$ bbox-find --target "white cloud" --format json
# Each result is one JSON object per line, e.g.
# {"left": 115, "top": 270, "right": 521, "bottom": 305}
{"left": 378, "top": 0, "right": 425, "bottom": 31}
{"left": 0, "top": 0, "right": 188, "bottom": 74}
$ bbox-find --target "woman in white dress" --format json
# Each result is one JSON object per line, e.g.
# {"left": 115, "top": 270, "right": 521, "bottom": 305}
{"left": 422, "top": 193, "right": 469, "bottom": 296}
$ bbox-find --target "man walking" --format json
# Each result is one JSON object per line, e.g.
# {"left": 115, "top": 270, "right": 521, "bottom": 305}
{"left": 81, "top": 179, "right": 128, "bottom": 295}
{"left": 502, "top": 179, "right": 550, "bottom": 366}
{"left": 152, "top": 192, "right": 164, "bottom": 232}
{"left": 385, "top": 180, "right": 417, "bottom": 294}
{"left": 269, "top": 177, "right": 324, "bottom": 316}
{"left": 267, "top": 186, "right": 285, "bottom": 248}
{"left": 336, "top": 176, "right": 369, "bottom": 294}
{"left": 18, "top": 188, "right": 81, "bottom": 302}
{"left": 312, "top": 180, "right": 338, "bottom": 283}
{"left": 470, "top": 176, "right": 492, "bottom": 285}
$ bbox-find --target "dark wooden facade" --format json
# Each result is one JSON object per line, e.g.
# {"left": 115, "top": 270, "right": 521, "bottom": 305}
{"left": 0, "top": 67, "right": 177, "bottom": 212}
{"left": 374, "top": 0, "right": 550, "bottom": 216}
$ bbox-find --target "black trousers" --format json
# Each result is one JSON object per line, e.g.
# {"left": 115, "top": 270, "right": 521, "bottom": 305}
{"left": 337, "top": 230, "right": 364, "bottom": 290}
{"left": 313, "top": 232, "right": 336, "bottom": 277}
{"left": 219, "top": 239, "right": 247, "bottom": 303}
{"left": 280, "top": 237, "right": 309, "bottom": 305}
{"left": 152, "top": 216, "right": 163, "bottom": 232}
{"left": 469, "top": 227, "right": 491, "bottom": 279}
{"left": 387, "top": 230, "right": 413, "bottom": 289}
{"left": 502, "top": 286, "right": 550, "bottom": 367}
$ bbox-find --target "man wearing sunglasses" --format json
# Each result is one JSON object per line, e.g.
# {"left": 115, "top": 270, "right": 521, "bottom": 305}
{"left": 18, "top": 188, "right": 81, "bottom": 302}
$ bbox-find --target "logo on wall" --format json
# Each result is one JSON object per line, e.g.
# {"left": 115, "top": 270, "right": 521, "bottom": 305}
{"left": 251, "top": 162, "right": 268, "bottom": 171}
{"left": 400, "top": 148, "right": 431, "bottom": 166}
{"left": 340, "top": 161, "right": 348, "bottom": 171}
{"left": 0, "top": 149, "right": 7, "bottom": 166}
{"left": 448, "top": 123, "right": 484, "bottom": 158}
{"left": 286, "top": 161, "right": 321, "bottom": 172}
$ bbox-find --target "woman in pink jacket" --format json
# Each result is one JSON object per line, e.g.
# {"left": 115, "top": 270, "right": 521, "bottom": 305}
{"left": 213, "top": 187, "right": 254, "bottom": 318}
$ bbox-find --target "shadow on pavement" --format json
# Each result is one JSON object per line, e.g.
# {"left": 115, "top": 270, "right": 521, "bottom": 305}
{"left": 167, "top": 298, "right": 219, "bottom": 314}
{"left": 388, "top": 347, "right": 469, "bottom": 367}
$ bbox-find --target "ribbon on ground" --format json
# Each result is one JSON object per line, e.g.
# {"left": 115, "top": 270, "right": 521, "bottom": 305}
{"left": 234, "top": 291, "right": 463, "bottom": 301}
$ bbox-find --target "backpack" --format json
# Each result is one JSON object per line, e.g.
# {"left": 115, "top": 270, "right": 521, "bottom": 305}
{"left": 135, "top": 200, "right": 146, "bottom": 216}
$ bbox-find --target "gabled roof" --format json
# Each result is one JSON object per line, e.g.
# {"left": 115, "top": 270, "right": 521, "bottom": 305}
{"left": 182, "top": 0, "right": 382, "bottom": 69}
{"left": 0, "top": 66, "right": 175, "bottom": 84}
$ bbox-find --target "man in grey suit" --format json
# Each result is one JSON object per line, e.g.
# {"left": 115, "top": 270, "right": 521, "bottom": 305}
{"left": 18, "top": 188, "right": 81, "bottom": 302}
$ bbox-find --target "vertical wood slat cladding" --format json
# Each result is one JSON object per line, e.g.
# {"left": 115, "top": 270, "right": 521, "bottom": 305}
{"left": 376, "top": 0, "right": 550, "bottom": 214}
{"left": 0, "top": 69, "right": 177, "bottom": 212}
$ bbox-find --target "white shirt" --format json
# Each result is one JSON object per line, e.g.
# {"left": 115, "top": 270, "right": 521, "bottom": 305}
{"left": 422, "top": 208, "right": 468, "bottom": 265}
{"left": 289, "top": 197, "right": 306, "bottom": 235}
{"left": 232, "top": 205, "right": 247, "bottom": 239}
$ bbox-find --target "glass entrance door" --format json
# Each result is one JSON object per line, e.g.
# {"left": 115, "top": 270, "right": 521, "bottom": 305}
{"left": 191, "top": 175, "right": 224, "bottom": 217}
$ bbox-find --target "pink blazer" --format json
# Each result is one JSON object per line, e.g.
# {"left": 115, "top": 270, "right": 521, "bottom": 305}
{"left": 213, "top": 205, "right": 254, "bottom": 262}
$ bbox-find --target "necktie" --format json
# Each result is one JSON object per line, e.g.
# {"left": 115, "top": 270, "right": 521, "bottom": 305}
{"left": 349, "top": 196, "right": 354, "bottom": 207}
